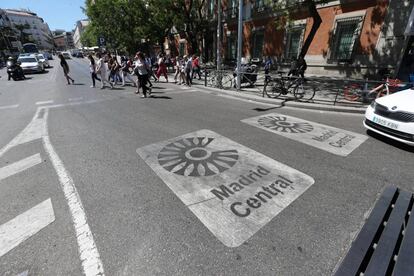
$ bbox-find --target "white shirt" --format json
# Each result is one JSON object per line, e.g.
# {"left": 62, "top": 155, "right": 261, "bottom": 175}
{"left": 135, "top": 59, "right": 148, "bottom": 75}
{"left": 97, "top": 58, "right": 106, "bottom": 73}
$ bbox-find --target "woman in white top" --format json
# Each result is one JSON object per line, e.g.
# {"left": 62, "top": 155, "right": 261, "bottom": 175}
{"left": 134, "top": 52, "right": 151, "bottom": 98}
{"left": 96, "top": 53, "right": 113, "bottom": 89}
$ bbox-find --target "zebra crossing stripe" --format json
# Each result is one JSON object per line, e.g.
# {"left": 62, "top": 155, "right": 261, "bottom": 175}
{"left": 0, "top": 199, "right": 55, "bottom": 258}
{"left": 0, "top": 154, "right": 42, "bottom": 182}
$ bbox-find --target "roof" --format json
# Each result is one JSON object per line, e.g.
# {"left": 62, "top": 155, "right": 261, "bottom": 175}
{"left": 5, "top": 9, "right": 37, "bottom": 17}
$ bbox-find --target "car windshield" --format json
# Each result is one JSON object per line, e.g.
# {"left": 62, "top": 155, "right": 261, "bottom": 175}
{"left": 38, "top": 55, "right": 45, "bottom": 59}
{"left": 19, "top": 58, "right": 37, "bottom": 63}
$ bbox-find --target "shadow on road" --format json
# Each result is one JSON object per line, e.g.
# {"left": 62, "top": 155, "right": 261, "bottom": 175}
{"left": 149, "top": 95, "right": 172, "bottom": 99}
{"left": 71, "top": 83, "right": 85, "bottom": 86}
{"left": 253, "top": 99, "right": 289, "bottom": 112}
{"left": 366, "top": 130, "right": 414, "bottom": 153}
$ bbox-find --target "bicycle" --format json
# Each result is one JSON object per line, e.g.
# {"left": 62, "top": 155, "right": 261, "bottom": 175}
{"left": 263, "top": 72, "right": 316, "bottom": 101}
{"left": 206, "top": 70, "right": 233, "bottom": 90}
{"left": 343, "top": 77, "right": 405, "bottom": 102}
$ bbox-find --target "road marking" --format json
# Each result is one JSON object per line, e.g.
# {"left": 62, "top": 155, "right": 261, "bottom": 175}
{"left": 69, "top": 97, "right": 83, "bottom": 102}
{"left": 0, "top": 104, "right": 19, "bottom": 110}
{"left": 35, "top": 100, "right": 54, "bottom": 105}
{"left": 0, "top": 108, "right": 44, "bottom": 158}
{"left": 242, "top": 113, "right": 368, "bottom": 156}
{"left": 137, "top": 129, "right": 314, "bottom": 247}
{"left": 0, "top": 154, "right": 42, "bottom": 181}
{"left": 0, "top": 198, "right": 55, "bottom": 258}
{"left": 42, "top": 108, "right": 105, "bottom": 276}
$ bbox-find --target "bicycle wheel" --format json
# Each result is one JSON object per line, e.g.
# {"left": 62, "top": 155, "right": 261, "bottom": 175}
{"left": 264, "top": 79, "right": 283, "bottom": 98}
{"left": 344, "top": 84, "right": 361, "bottom": 101}
{"left": 221, "top": 73, "right": 233, "bottom": 90}
{"left": 293, "top": 82, "right": 316, "bottom": 101}
{"left": 207, "top": 72, "right": 216, "bottom": 87}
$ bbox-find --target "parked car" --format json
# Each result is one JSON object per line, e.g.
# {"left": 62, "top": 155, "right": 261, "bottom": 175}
{"left": 17, "top": 56, "right": 44, "bottom": 73}
{"left": 43, "top": 52, "right": 53, "bottom": 60}
{"left": 37, "top": 54, "right": 50, "bottom": 68}
{"left": 62, "top": 52, "right": 71, "bottom": 59}
{"left": 364, "top": 88, "right": 414, "bottom": 146}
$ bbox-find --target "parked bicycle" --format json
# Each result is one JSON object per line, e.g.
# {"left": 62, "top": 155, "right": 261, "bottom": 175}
{"left": 343, "top": 77, "right": 407, "bottom": 102}
{"left": 206, "top": 70, "right": 233, "bottom": 90}
{"left": 263, "top": 72, "right": 316, "bottom": 101}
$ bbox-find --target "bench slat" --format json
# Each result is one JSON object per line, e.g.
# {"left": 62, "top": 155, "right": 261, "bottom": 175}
{"left": 364, "top": 190, "right": 412, "bottom": 276}
{"left": 335, "top": 186, "right": 397, "bottom": 276}
{"left": 392, "top": 202, "right": 414, "bottom": 275}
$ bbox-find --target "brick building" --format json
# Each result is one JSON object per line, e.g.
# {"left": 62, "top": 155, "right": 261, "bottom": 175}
{"left": 168, "top": 0, "right": 413, "bottom": 79}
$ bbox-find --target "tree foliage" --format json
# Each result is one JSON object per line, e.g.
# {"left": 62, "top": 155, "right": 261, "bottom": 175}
{"left": 83, "top": 0, "right": 209, "bottom": 55}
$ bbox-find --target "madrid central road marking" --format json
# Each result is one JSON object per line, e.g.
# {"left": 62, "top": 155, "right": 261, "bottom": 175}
{"left": 0, "top": 198, "right": 55, "bottom": 258}
{"left": 242, "top": 113, "right": 368, "bottom": 156}
{"left": 137, "top": 129, "right": 314, "bottom": 247}
{"left": 0, "top": 154, "right": 42, "bottom": 181}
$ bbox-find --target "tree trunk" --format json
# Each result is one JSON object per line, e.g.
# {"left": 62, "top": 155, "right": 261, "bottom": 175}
{"left": 299, "top": 0, "right": 322, "bottom": 58}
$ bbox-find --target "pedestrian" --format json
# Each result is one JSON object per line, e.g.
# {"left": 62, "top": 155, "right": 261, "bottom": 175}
{"left": 184, "top": 55, "right": 192, "bottom": 86}
{"left": 134, "top": 51, "right": 151, "bottom": 98}
{"left": 191, "top": 55, "right": 201, "bottom": 80}
{"left": 58, "top": 54, "right": 75, "bottom": 85}
{"left": 145, "top": 54, "right": 154, "bottom": 87}
{"left": 96, "top": 52, "right": 113, "bottom": 89}
{"left": 120, "top": 56, "right": 136, "bottom": 87}
{"left": 156, "top": 53, "right": 168, "bottom": 82}
{"left": 174, "top": 56, "right": 181, "bottom": 84}
{"left": 179, "top": 57, "right": 186, "bottom": 85}
{"left": 88, "top": 54, "right": 101, "bottom": 88}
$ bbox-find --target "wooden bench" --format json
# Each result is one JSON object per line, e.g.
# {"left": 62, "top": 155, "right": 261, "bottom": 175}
{"left": 335, "top": 186, "right": 414, "bottom": 276}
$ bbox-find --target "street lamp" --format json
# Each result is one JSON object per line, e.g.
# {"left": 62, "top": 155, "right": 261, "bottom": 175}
{"left": 236, "top": 0, "right": 243, "bottom": 91}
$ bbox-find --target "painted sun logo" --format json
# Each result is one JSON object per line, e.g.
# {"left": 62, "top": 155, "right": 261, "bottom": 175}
{"left": 258, "top": 116, "right": 314, "bottom": 133}
{"left": 158, "top": 137, "right": 239, "bottom": 177}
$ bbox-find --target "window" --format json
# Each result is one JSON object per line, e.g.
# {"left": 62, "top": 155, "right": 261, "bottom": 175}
{"left": 330, "top": 17, "right": 363, "bottom": 61}
{"left": 285, "top": 26, "right": 304, "bottom": 60}
{"left": 251, "top": 30, "right": 264, "bottom": 59}
{"left": 227, "top": 35, "right": 237, "bottom": 60}
{"left": 209, "top": 0, "right": 214, "bottom": 17}
{"left": 179, "top": 42, "right": 185, "bottom": 56}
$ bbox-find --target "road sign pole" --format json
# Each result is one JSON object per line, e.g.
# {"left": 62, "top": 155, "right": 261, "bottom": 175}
{"left": 236, "top": 0, "right": 243, "bottom": 91}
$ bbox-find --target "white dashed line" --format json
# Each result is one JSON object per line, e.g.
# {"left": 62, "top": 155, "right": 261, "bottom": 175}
{"left": 69, "top": 97, "right": 83, "bottom": 102}
{"left": 0, "top": 104, "right": 19, "bottom": 110}
{"left": 0, "top": 198, "right": 55, "bottom": 258}
{"left": 35, "top": 100, "right": 54, "bottom": 105}
{"left": 0, "top": 153, "right": 42, "bottom": 181}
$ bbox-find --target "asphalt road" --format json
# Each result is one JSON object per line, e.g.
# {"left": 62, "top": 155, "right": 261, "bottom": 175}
{"left": 0, "top": 58, "right": 413, "bottom": 276}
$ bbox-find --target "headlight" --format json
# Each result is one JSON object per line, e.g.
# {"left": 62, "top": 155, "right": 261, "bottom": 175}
{"left": 370, "top": 101, "right": 376, "bottom": 109}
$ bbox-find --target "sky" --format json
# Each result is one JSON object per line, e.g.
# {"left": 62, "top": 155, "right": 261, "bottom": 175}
{"left": 0, "top": 0, "right": 86, "bottom": 31}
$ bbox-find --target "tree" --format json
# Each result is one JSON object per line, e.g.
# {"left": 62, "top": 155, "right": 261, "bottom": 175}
{"left": 14, "top": 23, "right": 34, "bottom": 44}
{"left": 84, "top": 0, "right": 149, "bottom": 54}
{"left": 80, "top": 24, "right": 98, "bottom": 47}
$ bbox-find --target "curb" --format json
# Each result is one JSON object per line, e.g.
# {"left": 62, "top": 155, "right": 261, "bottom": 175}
{"left": 191, "top": 84, "right": 367, "bottom": 114}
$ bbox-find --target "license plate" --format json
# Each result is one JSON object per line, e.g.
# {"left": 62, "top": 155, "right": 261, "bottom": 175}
{"left": 372, "top": 116, "right": 399, "bottom": 130}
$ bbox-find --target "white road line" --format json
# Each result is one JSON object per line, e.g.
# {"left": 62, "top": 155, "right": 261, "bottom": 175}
{"left": 69, "top": 97, "right": 83, "bottom": 102}
{"left": 42, "top": 108, "right": 105, "bottom": 276}
{"left": 0, "top": 104, "right": 19, "bottom": 110}
{"left": 35, "top": 100, "right": 54, "bottom": 105}
{"left": 0, "top": 108, "right": 43, "bottom": 158}
{"left": 0, "top": 154, "right": 42, "bottom": 181}
{"left": 0, "top": 198, "right": 55, "bottom": 258}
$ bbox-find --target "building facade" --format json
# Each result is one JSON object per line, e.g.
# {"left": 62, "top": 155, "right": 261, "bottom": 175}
{"left": 4, "top": 9, "right": 53, "bottom": 50}
{"left": 53, "top": 30, "right": 75, "bottom": 51}
{"left": 73, "top": 20, "right": 90, "bottom": 49}
{"left": 199, "top": 0, "right": 413, "bottom": 79}
{"left": 0, "top": 8, "right": 21, "bottom": 58}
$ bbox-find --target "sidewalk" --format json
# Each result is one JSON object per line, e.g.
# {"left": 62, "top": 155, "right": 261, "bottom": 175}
{"left": 165, "top": 72, "right": 368, "bottom": 114}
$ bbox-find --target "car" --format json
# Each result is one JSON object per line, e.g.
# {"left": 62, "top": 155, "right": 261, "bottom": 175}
{"left": 36, "top": 54, "right": 50, "bottom": 68}
{"left": 364, "top": 88, "right": 414, "bottom": 146}
{"left": 62, "top": 52, "right": 71, "bottom": 59}
{"left": 17, "top": 56, "right": 44, "bottom": 73}
{"left": 42, "top": 52, "right": 53, "bottom": 60}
